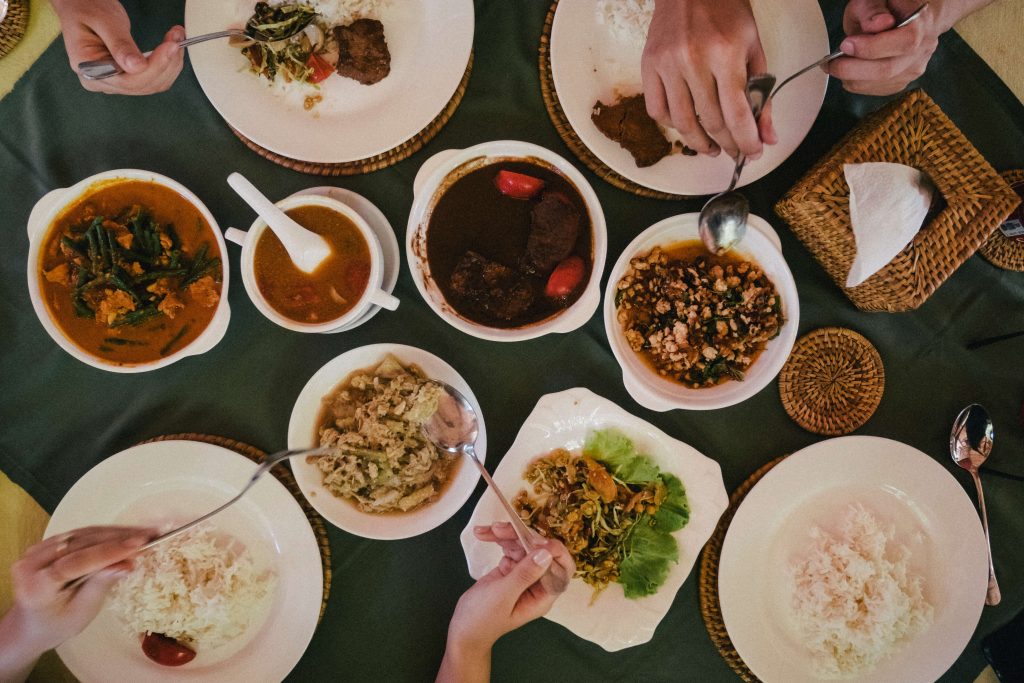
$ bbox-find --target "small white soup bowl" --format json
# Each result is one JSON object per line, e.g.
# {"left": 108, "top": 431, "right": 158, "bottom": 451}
{"left": 25, "top": 169, "right": 231, "bottom": 373}
{"left": 225, "top": 194, "right": 399, "bottom": 333}
{"left": 406, "top": 140, "right": 607, "bottom": 342}
{"left": 604, "top": 213, "right": 799, "bottom": 411}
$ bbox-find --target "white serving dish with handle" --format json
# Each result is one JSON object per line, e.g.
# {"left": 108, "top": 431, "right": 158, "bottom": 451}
{"left": 604, "top": 213, "right": 799, "bottom": 411}
{"left": 406, "top": 140, "right": 607, "bottom": 342}
{"left": 25, "top": 169, "right": 231, "bottom": 373}
{"left": 225, "top": 193, "right": 399, "bottom": 334}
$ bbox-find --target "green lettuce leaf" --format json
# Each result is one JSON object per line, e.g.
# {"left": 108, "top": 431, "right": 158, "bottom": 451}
{"left": 583, "top": 429, "right": 659, "bottom": 483}
{"left": 619, "top": 520, "right": 680, "bottom": 599}
{"left": 652, "top": 473, "right": 690, "bottom": 533}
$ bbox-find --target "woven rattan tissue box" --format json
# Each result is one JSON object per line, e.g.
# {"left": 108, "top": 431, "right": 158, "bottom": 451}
{"left": 775, "top": 89, "right": 1020, "bottom": 312}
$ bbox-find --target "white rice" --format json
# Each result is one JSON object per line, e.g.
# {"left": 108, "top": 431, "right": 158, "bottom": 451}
{"left": 596, "top": 0, "right": 653, "bottom": 48}
{"left": 790, "top": 504, "right": 933, "bottom": 678}
{"left": 306, "top": 0, "right": 389, "bottom": 25}
{"left": 109, "top": 526, "right": 275, "bottom": 651}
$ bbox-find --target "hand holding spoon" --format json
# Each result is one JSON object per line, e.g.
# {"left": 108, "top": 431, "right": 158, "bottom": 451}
{"left": 950, "top": 403, "right": 1000, "bottom": 606}
{"left": 421, "top": 381, "right": 571, "bottom": 594}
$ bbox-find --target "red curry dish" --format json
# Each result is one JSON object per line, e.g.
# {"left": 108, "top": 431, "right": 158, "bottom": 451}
{"left": 38, "top": 180, "right": 222, "bottom": 365}
{"left": 425, "top": 160, "right": 593, "bottom": 328}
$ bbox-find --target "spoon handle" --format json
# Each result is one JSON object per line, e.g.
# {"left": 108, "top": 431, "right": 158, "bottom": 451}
{"left": 970, "top": 470, "right": 1001, "bottom": 606}
{"left": 78, "top": 30, "right": 246, "bottom": 81}
{"left": 465, "top": 445, "right": 571, "bottom": 594}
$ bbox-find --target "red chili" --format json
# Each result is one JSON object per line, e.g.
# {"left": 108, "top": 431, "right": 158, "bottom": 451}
{"left": 305, "top": 52, "right": 334, "bottom": 84}
{"left": 142, "top": 633, "right": 196, "bottom": 667}
{"left": 495, "top": 170, "right": 545, "bottom": 200}
{"left": 545, "top": 256, "right": 585, "bottom": 298}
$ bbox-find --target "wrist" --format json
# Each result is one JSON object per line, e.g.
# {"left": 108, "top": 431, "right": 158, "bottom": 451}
{"left": 0, "top": 606, "right": 49, "bottom": 681}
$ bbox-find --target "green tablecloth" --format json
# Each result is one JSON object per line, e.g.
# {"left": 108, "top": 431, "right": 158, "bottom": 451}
{"left": 2, "top": 2, "right": 1023, "bottom": 681}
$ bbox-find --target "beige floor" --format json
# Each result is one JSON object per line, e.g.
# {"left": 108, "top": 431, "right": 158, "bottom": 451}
{"left": 0, "top": 0, "right": 1018, "bottom": 681}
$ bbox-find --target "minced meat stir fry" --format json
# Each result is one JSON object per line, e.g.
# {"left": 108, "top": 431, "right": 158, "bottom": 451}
{"left": 615, "top": 244, "right": 784, "bottom": 388}
{"left": 316, "top": 356, "right": 453, "bottom": 513}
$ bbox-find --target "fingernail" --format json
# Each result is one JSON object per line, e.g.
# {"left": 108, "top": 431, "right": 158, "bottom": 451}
{"left": 121, "top": 535, "right": 147, "bottom": 548}
{"left": 173, "top": 27, "right": 186, "bottom": 42}
{"left": 840, "top": 39, "right": 855, "bottom": 55}
{"left": 532, "top": 548, "right": 552, "bottom": 567}
{"left": 102, "top": 567, "right": 129, "bottom": 578}
{"left": 473, "top": 525, "right": 489, "bottom": 533}
{"left": 709, "top": 146, "right": 721, "bottom": 157}
{"left": 870, "top": 12, "right": 889, "bottom": 23}
{"left": 495, "top": 521, "right": 511, "bottom": 528}
{"left": 124, "top": 53, "right": 145, "bottom": 70}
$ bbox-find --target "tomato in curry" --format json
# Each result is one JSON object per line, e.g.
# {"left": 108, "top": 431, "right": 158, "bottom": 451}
{"left": 254, "top": 205, "right": 371, "bottom": 324}
{"left": 38, "top": 180, "right": 223, "bottom": 366}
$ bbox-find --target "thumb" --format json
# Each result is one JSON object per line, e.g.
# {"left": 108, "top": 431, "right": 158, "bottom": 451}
{"left": 502, "top": 548, "right": 553, "bottom": 595}
{"left": 68, "top": 567, "right": 126, "bottom": 616}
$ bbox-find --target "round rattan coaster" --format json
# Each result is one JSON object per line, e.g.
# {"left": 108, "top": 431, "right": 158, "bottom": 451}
{"left": 778, "top": 327, "right": 885, "bottom": 436}
{"left": 538, "top": 1, "right": 687, "bottom": 201}
{"left": 0, "top": 0, "right": 29, "bottom": 59}
{"left": 231, "top": 54, "right": 473, "bottom": 176}
{"left": 699, "top": 455, "right": 786, "bottom": 683}
{"left": 137, "top": 433, "right": 332, "bottom": 623}
{"left": 978, "top": 170, "right": 1024, "bottom": 272}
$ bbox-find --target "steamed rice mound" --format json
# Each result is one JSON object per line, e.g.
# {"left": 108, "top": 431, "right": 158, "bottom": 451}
{"left": 109, "top": 526, "right": 275, "bottom": 650}
{"left": 790, "top": 504, "right": 933, "bottom": 678}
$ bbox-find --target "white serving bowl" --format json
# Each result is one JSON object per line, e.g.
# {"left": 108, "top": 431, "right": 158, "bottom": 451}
{"left": 406, "top": 140, "right": 607, "bottom": 342}
{"left": 225, "top": 194, "right": 399, "bottom": 333}
{"left": 603, "top": 213, "right": 799, "bottom": 411}
{"left": 25, "top": 169, "right": 231, "bottom": 373}
{"left": 287, "top": 343, "right": 486, "bottom": 540}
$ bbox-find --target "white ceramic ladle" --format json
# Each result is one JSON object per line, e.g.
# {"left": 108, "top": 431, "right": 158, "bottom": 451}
{"left": 227, "top": 172, "right": 332, "bottom": 274}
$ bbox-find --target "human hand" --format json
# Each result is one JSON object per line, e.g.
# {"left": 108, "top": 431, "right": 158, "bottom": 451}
{"left": 4, "top": 526, "right": 155, "bottom": 654}
{"left": 51, "top": 0, "right": 185, "bottom": 95}
{"left": 829, "top": 0, "right": 944, "bottom": 95}
{"left": 641, "top": 0, "right": 776, "bottom": 160}
{"left": 448, "top": 523, "right": 575, "bottom": 652}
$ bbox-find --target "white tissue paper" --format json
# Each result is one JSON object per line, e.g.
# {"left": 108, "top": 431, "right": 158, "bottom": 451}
{"left": 844, "top": 162, "right": 934, "bottom": 288}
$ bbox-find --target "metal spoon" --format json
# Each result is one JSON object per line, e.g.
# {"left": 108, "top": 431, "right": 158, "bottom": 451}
{"left": 421, "top": 381, "right": 570, "bottom": 594}
{"left": 697, "top": 73, "right": 775, "bottom": 255}
{"left": 65, "top": 445, "right": 334, "bottom": 590}
{"left": 77, "top": 10, "right": 317, "bottom": 81}
{"left": 769, "top": 2, "right": 930, "bottom": 102}
{"left": 950, "top": 403, "right": 1001, "bottom": 606}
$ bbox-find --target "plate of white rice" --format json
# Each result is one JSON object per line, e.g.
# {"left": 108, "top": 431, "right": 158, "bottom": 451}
{"left": 184, "top": 0, "right": 473, "bottom": 163}
{"left": 45, "top": 441, "right": 323, "bottom": 682}
{"left": 718, "top": 436, "right": 988, "bottom": 683}
{"left": 550, "top": 0, "right": 828, "bottom": 196}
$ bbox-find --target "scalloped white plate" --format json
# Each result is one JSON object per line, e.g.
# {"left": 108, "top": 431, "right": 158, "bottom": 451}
{"left": 460, "top": 388, "right": 728, "bottom": 651}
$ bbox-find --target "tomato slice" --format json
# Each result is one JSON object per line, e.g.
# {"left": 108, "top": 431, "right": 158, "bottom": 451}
{"left": 495, "top": 170, "right": 546, "bottom": 200}
{"left": 545, "top": 256, "right": 585, "bottom": 298}
{"left": 142, "top": 633, "right": 196, "bottom": 667}
{"left": 305, "top": 52, "right": 334, "bottom": 84}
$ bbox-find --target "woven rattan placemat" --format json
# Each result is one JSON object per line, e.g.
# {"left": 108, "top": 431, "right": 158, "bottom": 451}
{"left": 137, "top": 433, "right": 332, "bottom": 623}
{"left": 538, "top": 1, "right": 686, "bottom": 200}
{"left": 0, "top": 0, "right": 29, "bottom": 59}
{"left": 232, "top": 54, "right": 472, "bottom": 176}
{"left": 979, "top": 170, "right": 1024, "bottom": 271}
{"left": 778, "top": 327, "right": 884, "bottom": 436}
{"left": 699, "top": 455, "right": 787, "bottom": 682}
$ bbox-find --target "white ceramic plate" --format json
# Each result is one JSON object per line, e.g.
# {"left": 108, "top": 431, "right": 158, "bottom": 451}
{"left": 603, "top": 212, "right": 799, "bottom": 411}
{"left": 719, "top": 436, "right": 989, "bottom": 683}
{"left": 460, "top": 388, "right": 728, "bottom": 651}
{"left": 185, "top": 0, "right": 474, "bottom": 163}
{"left": 288, "top": 343, "right": 486, "bottom": 539}
{"left": 290, "top": 186, "right": 400, "bottom": 333}
{"left": 550, "top": 0, "right": 828, "bottom": 195}
{"left": 45, "top": 441, "right": 323, "bottom": 683}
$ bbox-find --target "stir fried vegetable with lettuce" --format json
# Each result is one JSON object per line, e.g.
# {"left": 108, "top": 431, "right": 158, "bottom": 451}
{"left": 239, "top": 3, "right": 329, "bottom": 85}
{"left": 513, "top": 429, "right": 689, "bottom": 599}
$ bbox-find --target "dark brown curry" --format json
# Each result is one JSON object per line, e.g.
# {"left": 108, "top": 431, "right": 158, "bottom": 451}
{"left": 253, "top": 205, "right": 371, "bottom": 324}
{"left": 425, "top": 160, "right": 593, "bottom": 328}
{"left": 38, "top": 180, "right": 222, "bottom": 366}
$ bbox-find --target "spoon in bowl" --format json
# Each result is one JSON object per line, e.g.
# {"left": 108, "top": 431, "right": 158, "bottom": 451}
{"left": 950, "top": 403, "right": 1000, "bottom": 606}
{"left": 421, "top": 381, "right": 570, "bottom": 594}
{"left": 698, "top": 73, "right": 776, "bottom": 255}
{"left": 227, "top": 172, "right": 332, "bottom": 274}
{"left": 78, "top": 10, "right": 318, "bottom": 81}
